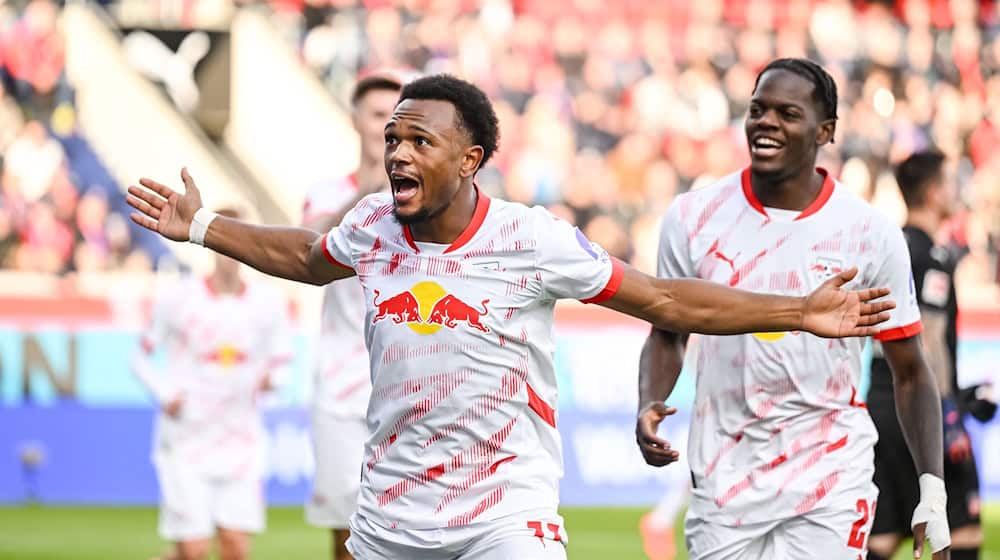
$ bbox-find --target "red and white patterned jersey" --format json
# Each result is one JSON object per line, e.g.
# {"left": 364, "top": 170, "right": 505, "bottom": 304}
{"left": 323, "top": 191, "right": 623, "bottom": 529}
{"left": 137, "top": 276, "right": 293, "bottom": 478}
{"left": 303, "top": 175, "right": 372, "bottom": 418}
{"left": 658, "top": 168, "right": 921, "bottom": 526}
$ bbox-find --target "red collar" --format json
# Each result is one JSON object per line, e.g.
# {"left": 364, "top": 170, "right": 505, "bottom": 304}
{"left": 740, "top": 167, "right": 835, "bottom": 221}
{"left": 403, "top": 188, "right": 491, "bottom": 254}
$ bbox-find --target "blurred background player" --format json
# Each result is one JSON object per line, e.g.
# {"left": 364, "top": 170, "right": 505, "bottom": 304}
{"left": 866, "top": 150, "right": 998, "bottom": 560}
{"left": 131, "top": 209, "right": 293, "bottom": 560}
{"left": 301, "top": 71, "right": 403, "bottom": 560}
{"left": 636, "top": 58, "right": 951, "bottom": 560}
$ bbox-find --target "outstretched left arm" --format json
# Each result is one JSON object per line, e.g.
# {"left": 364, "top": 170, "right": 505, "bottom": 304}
{"left": 600, "top": 261, "right": 894, "bottom": 338}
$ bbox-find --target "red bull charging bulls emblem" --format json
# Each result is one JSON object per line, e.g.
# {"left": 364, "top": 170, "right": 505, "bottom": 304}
{"left": 372, "top": 281, "right": 490, "bottom": 335}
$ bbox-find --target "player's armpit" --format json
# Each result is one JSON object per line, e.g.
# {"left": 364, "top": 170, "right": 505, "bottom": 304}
{"left": 307, "top": 234, "right": 356, "bottom": 285}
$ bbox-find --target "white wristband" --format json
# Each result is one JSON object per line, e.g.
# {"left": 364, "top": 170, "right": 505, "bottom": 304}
{"left": 188, "top": 208, "right": 218, "bottom": 246}
{"left": 917, "top": 473, "right": 947, "bottom": 508}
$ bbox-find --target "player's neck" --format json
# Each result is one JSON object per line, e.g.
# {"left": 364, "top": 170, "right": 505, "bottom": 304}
{"left": 408, "top": 181, "right": 478, "bottom": 245}
{"left": 357, "top": 155, "right": 385, "bottom": 188}
{"left": 750, "top": 163, "right": 823, "bottom": 212}
{"left": 208, "top": 272, "right": 244, "bottom": 295}
{"left": 905, "top": 208, "right": 941, "bottom": 240}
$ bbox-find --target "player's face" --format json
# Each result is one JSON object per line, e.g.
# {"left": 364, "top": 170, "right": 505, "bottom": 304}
{"left": 384, "top": 99, "right": 480, "bottom": 225}
{"left": 353, "top": 88, "right": 400, "bottom": 164}
{"left": 745, "top": 69, "right": 835, "bottom": 178}
{"left": 931, "top": 168, "right": 959, "bottom": 219}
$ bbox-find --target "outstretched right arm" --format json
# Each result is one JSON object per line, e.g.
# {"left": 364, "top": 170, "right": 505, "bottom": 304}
{"left": 126, "top": 168, "right": 355, "bottom": 286}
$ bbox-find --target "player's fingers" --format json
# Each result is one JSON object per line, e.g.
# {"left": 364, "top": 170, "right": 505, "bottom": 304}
{"left": 827, "top": 266, "right": 859, "bottom": 288}
{"left": 128, "top": 185, "right": 167, "bottom": 209}
{"left": 137, "top": 178, "right": 177, "bottom": 200}
{"left": 912, "top": 522, "right": 927, "bottom": 558}
{"left": 640, "top": 445, "right": 679, "bottom": 466}
{"left": 180, "top": 166, "right": 198, "bottom": 192}
{"left": 126, "top": 194, "right": 161, "bottom": 220}
{"left": 857, "top": 310, "right": 892, "bottom": 327}
{"left": 860, "top": 300, "right": 896, "bottom": 316}
{"left": 857, "top": 286, "right": 891, "bottom": 302}
{"left": 130, "top": 212, "right": 158, "bottom": 232}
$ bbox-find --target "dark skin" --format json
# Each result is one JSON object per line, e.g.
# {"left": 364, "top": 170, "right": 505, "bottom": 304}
{"left": 637, "top": 68, "right": 947, "bottom": 560}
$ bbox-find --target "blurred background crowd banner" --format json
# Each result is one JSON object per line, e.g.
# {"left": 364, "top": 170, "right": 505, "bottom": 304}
{"left": 1, "top": 0, "right": 999, "bottom": 509}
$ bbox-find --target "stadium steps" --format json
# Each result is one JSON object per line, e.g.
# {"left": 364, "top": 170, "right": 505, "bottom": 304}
{"left": 59, "top": 3, "right": 286, "bottom": 272}
{"left": 223, "top": 8, "right": 360, "bottom": 222}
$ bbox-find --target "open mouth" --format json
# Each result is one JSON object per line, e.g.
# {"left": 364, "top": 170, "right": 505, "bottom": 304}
{"left": 390, "top": 173, "right": 420, "bottom": 204}
{"left": 751, "top": 136, "right": 784, "bottom": 158}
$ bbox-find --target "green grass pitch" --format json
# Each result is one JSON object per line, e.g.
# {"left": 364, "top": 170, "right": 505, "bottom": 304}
{"left": 0, "top": 504, "right": 997, "bottom": 559}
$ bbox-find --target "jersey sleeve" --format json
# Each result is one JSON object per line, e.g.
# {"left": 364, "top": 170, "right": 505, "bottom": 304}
{"left": 131, "top": 285, "right": 181, "bottom": 404}
{"left": 534, "top": 208, "right": 624, "bottom": 303}
{"left": 321, "top": 198, "right": 371, "bottom": 270}
{"left": 872, "top": 225, "right": 923, "bottom": 341}
{"left": 302, "top": 177, "right": 358, "bottom": 225}
{"left": 657, "top": 198, "right": 697, "bottom": 279}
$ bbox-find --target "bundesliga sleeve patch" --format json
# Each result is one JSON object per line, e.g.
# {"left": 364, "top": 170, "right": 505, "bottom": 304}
{"left": 574, "top": 228, "right": 608, "bottom": 263}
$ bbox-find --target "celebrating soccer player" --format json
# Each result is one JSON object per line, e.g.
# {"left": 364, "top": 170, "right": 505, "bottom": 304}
{"left": 635, "top": 59, "right": 951, "bottom": 560}
{"left": 128, "top": 74, "right": 894, "bottom": 560}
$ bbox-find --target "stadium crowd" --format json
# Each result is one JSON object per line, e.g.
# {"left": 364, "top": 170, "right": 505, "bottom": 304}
{"left": 1, "top": 0, "right": 997, "bottom": 304}
{"left": 282, "top": 0, "right": 1000, "bottom": 293}
{"left": 0, "top": 0, "right": 166, "bottom": 274}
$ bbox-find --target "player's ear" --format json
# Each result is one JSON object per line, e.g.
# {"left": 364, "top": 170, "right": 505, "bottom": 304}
{"left": 817, "top": 119, "right": 836, "bottom": 146}
{"left": 460, "top": 145, "right": 484, "bottom": 178}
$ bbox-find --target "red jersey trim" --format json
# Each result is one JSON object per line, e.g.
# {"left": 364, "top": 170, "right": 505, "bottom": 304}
{"left": 740, "top": 167, "right": 836, "bottom": 220}
{"left": 873, "top": 320, "right": 923, "bottom": 341}
{"left": 321, "top": 233, "right": 354, "bottom": 270}
{"left": 526, "top": 383, "right": 556, "bottom": 428}
{"left": 402, "top": 188, "right": 491, "bottom": 254}
{"left": 581, "top": 257, "right": 626, "bottom": 304}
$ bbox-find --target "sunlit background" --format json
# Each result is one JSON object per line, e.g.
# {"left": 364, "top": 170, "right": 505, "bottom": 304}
{"left": 1, "top": 0, "right": 998, "bottom": 558}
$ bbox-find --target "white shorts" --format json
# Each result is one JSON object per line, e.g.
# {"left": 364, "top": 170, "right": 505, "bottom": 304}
{"left": 685, "top": 483, "right": 879, "bottom": 560}
{"left": 346, "top": 509, "right": 568, "bottom": 560}
{"left": 305, "top": 412, "right": 367, "bottom": 528}
{"left": 155, "top": 459, "right": 265, "bottom": 541}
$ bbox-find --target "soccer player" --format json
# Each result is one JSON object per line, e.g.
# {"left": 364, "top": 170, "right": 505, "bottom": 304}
{"left": 131, "top": 209, "right": 293, "bottom": 560}
{"left": 635, "top": 58, "right": 951, "bottom": 560}
{"left": 127, "top": 74, "right": 894, "bottom": 560}
{"left": 301, "top": 71, "right": 403, "bottom": 560}
{"left": 866, "top": 151, "right": 997, "bottom": 560}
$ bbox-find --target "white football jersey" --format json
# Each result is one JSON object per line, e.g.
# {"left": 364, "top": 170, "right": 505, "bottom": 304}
{"left": 323, "top": 191, "right": 622, "bottom": 529}
{"left": 304, "top": 175, "right": 373, "bottom": 418}
{"left": 139, "top": 276, "right": 293, "bottom": 478}
{"left": 658, "top": 168, "right": 921, "bottom": 526}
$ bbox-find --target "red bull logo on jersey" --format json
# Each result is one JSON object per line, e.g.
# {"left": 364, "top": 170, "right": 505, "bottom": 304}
{"left": 809, "top": 256, "right": 845, "bottom": 281}
{"left": 200, "top": 345, "right": 247, "bottom": 367}
{"left": 372, "top": 281, "right": 490, "bottom": 335}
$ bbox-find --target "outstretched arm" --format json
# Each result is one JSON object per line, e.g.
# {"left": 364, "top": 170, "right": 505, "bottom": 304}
{"left": 601, "top": 262, "right": 894, "bottom": 338}
{"left": 127, "top": 168, "right": 355, "bottom": 286}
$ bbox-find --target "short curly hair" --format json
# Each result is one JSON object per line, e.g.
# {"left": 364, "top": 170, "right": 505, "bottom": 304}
{"left": 754, "top": 58, "right": 838, "bottom": 121}
{"left": 398, "top": 74, "right": 500, "bottom": 171}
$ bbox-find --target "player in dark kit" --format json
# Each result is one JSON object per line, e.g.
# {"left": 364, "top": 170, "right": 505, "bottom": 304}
{"left": 866, "top": 151, "right": 997, "bottom": 560}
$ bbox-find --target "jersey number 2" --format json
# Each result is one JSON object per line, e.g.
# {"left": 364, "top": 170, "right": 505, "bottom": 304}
{"left": 847, "top": 498, "right": 874, "bottom": 549}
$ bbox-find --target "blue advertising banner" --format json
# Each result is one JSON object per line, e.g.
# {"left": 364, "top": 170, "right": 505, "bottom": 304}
{"left": 1, "top": 321, "right": 998, "bottom": 506}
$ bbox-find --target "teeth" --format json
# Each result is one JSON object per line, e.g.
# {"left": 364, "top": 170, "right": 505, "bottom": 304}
{"left": 755, "top": 138, "right": 781, "bottom": 148}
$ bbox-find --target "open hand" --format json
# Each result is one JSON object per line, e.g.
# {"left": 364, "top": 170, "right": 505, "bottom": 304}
{"left": 636, "top": 402, "right": 680, "bottom": 467}
{"left": 801, "top": 267, "right": 895, "bottom": 338}
{"left": 126, "top": 167, "right": 203, "bottom": 242}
